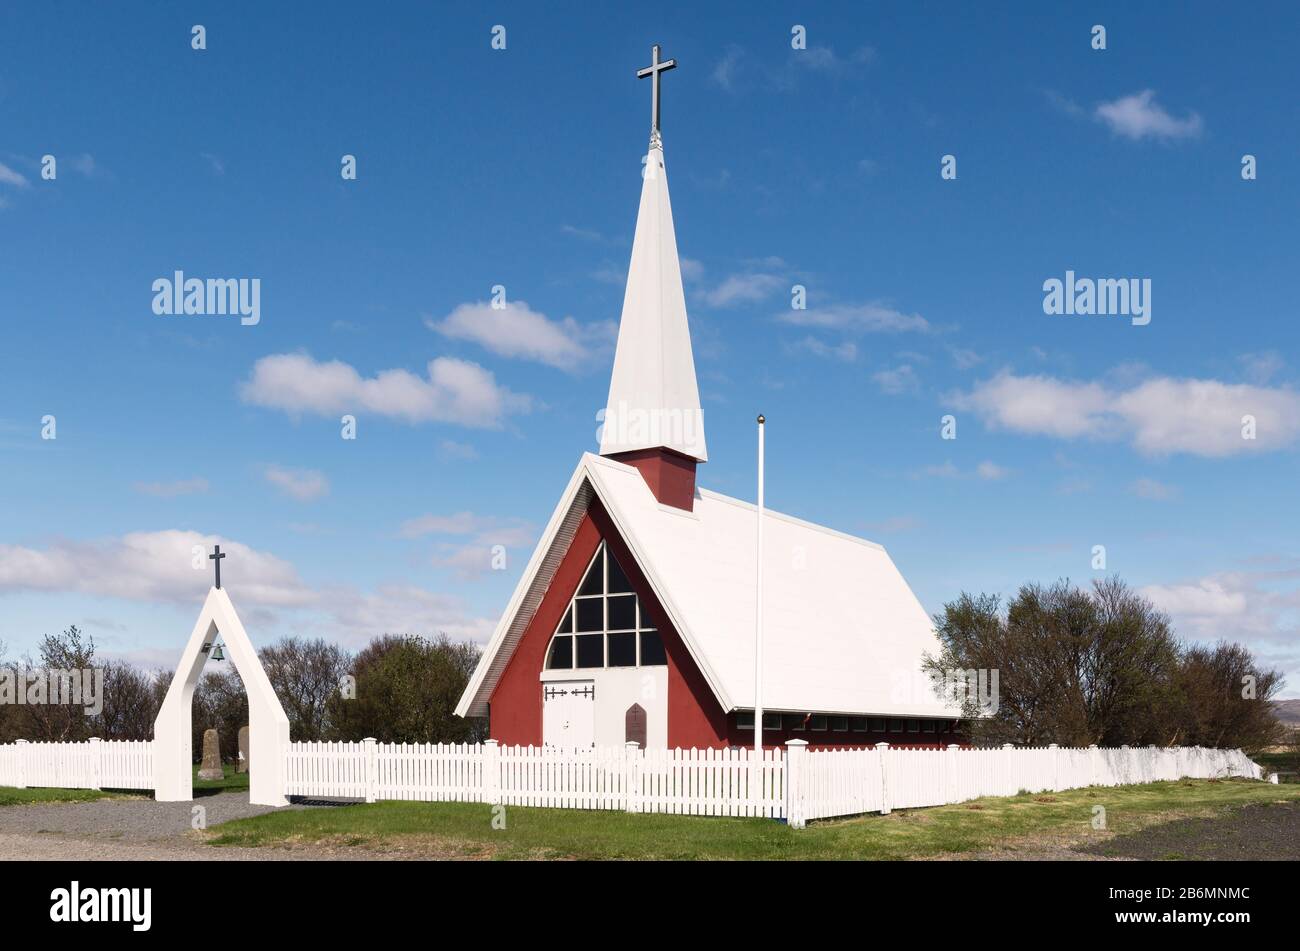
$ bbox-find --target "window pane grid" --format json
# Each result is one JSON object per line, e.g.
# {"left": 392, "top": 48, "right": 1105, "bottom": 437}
{"left": 543, "top": 542, "right": 665, "bottom": 671}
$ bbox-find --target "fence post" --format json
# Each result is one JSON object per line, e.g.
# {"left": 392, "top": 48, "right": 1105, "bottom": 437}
{"left": 946, "top": 743, "right": 961, "bottom": 803}
{"left": 88, "top": 737, "right": 102, "bottom": 791}
{"left": 624, "top": 741, "right": 641, "bottom": 814}
{"left": 362, "top": 737, "right": 377, "bottom": 804}
{"left": 784, "top": 739, "right": 808, "bottom": 829}
{"left": 1048, "top": 742, "right": 1060, "bottom": 792}
{"left": 875, "top": 742, "right": 891, "bottom": 815}
{"left": 1088, "top": 743, "right": 1099, "bottom": 787}
{"left": 483, "top": 739, "right": 501, "bottom": 806}
{"left": 15, "top": 739, "right": 27, "bottom": 789}
{"left": 1001, "top": 743, "right": 1015, "bottom": 796}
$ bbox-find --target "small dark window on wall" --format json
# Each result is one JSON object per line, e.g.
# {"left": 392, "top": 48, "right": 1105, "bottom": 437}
{"left": 785, "top": 714, "right": 807, "bottom": 731}
{"left": 907, "top": 720, "right": 921, "bottom": 733}
{"left": 850, "top": 717, "right": 868, "bottom": 732}
{"left": 871, "top": 718, "right": 887, "bottom": 732}
{"left": 829, "top": 716, "right": 849, "bottom": 732}
{"left": 923, "top": 720, "right": 936, "bottom": 733}
{"left": 890, "top": 719, "right": 905, "bottom": 733}
{"left": 809, "top": 715, "right": 828, "bottom": 731}
{"left": 625, "top": 703, "right": 647, "bottom": 748}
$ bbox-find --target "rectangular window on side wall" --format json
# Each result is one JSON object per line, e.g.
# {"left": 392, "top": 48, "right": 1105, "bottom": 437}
{"left": 829, "top": 716, "right": 849, "bottom": 732}
{"left": 809, "top": 715, "right": 828, "bottom": 732}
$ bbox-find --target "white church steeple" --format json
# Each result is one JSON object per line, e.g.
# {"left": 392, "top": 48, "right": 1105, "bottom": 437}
{"left": 600, "top": 45, "right": 707, "bottom": 465}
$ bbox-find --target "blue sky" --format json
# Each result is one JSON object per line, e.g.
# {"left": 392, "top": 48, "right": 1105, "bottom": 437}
{"left": 2, "top": 3, "right": 1297, "bottom": 696}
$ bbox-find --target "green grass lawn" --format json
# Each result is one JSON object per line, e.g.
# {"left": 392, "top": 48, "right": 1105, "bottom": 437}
{"left": 0, "top": 786, "right": 118, "bottom": 806}
{"left": 206, "top": 778, "right": 1300, "bottom": 860}
{"left": 193, "top": 763, "right": 249, "bottom": 792}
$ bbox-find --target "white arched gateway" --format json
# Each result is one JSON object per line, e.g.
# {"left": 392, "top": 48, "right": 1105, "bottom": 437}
{"left": 153, "top": 582, "right": 289, "bottom": 806}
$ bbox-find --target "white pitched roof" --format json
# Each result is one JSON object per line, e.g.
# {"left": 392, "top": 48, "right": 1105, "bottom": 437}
{"left": 457, "top": 454, "right": 957, "bottom": 720}
{"left": 599, "top": 138, "right": 707, "bottom": 462}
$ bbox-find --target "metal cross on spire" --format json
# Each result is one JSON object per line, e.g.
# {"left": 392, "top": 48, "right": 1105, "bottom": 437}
{"left": 209, "top": 544, "right": 226, "bottom": 589}
{"left": 637, "top": 43, "right": 677, "bottom": 146}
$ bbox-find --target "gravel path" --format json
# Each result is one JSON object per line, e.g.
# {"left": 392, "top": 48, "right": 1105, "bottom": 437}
{"left": 0, "top": 791, "right": 396, "bottom": 861}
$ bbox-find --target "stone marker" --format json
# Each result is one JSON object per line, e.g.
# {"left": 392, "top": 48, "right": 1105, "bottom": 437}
{"left": 236, "top": 725, "right": 249, "bottom": 773}
{"left": 197, "top": 728, "right": 224, "bottom": 780}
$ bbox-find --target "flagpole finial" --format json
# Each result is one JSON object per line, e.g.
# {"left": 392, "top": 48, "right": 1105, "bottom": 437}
{"left": 757, "top": 414, "right": 765, "bottom": 425}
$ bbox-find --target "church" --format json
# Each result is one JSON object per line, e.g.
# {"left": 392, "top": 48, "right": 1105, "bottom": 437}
{"left": 456, "top": 47, "right": 959, "bottom": 750}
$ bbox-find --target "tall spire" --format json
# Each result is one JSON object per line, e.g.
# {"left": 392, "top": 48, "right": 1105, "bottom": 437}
{"left": 600, "top": 45, "right": 707, "bottom": 469}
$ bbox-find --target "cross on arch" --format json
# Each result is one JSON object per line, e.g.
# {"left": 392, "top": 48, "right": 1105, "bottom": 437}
{"left": 637, "top": 43, "right": 677, "bottom": 140}
{"left": 209, "top": 544, "right": 226, "bottom": 589}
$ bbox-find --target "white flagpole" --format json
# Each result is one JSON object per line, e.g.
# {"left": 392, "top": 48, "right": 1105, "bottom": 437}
{"left": 754, "top": 414, "right": 765, "bottom": 765}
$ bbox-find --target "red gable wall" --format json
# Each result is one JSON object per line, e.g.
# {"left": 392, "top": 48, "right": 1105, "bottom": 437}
{"left": 487, "top": 496, "right": 728, "bottom": 748}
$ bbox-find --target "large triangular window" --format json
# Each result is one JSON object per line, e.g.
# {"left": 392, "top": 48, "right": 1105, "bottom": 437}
{"left": 545, "top": 542, "right": 666, "bottom": 669}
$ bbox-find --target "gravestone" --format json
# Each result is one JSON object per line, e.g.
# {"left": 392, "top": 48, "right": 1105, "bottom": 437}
{"left": 197, "top": 728, "right": 224, "bottom": 780}
{"left": 236, "top": 726, "right": 249, "bottom": 773}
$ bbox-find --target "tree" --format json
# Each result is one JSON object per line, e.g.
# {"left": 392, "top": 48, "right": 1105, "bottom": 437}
{"left": 23, "top": 626, "right": 97, "bottom": 742}
{"left": 328, "top": 634, "right": 484, "bottom": 744}
{"left": 1176, "top": 642, "right": 1283, "bottom": 753}
{"left": 259, "top": 637, "right": 351, "bottom": 741}
{"left": 926, "top": 576, "right": 1269, "bottom": 750}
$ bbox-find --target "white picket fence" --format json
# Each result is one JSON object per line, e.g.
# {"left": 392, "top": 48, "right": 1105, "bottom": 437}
{"left": 791, "top": 742, "right": 1262, "bottom": 826}
{"left": 288, "top": 740, "right": 786, "bottom": 818}
{"left": 0, "top": 737, "right": 1261, "bottom": 827}
{"left": 0, "top": 739, "right": 154, "bottom": 791}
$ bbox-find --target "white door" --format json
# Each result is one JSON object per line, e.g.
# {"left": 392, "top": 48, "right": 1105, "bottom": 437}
{"left": 542, "top": 681, "right": 595, "bottom": 748}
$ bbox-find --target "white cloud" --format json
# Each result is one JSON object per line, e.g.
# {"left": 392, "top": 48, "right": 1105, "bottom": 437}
{"left": 954, "top": 370, "right": 1300, "bottom": 456}
{"left": 200, "top": 152, "right": 226, "bottom": 175}
{"left": 66, "top": 154, "right": 98, "bottom": 177}
{"left": 796, "top": 45, "right": 875, "bottom": 74}
{"left": 917, "top": 460, "right": 1009, "bottom": 481}
{"left": 398, "top": 511, "right": 484, "bottom": 537}
{"left": 427, "top": 299, "right": 612, "bottom": 369}
{"left": 1095, "top": 90, "right": 1203, "bottom": 141}
{"left": 792, "top": 336, "right": 857, "bottom": 361}
{"left": 1130, "top": 477, "right": 1178, "bottom": 501}
{"left": 679, "top": 258, "right": 705, "bottom": 283}
{"left": 133, "top": 477, "right": 210, "bottom": 498}
{"left": 702, "top": 273, "right": 785, "bottom": 308}
{"left": 437, "top": 439, "right": 479, "bottom": 461}
{"left": 779, "top": 302, "right": 931, "bottom": 334}
{"left": 264, "top": 464, "right": 329, "bottom": 501}
{"left": 399, "top": 511, "right": 536, "bottom": 580}
{"left": 0, "top": 530, "right": 495, "bottom": 648}
{"left": 321, "top": 583, "right": 493, "bottom": 645}
{"left": 400, "top": 510, "right": 534, "bottom": 547}
{"left": 0, "top": 530, "right": 313, "bottom": 609}
{"left": 873, "top": 364, "right": 919, "bottom": 394}
{"left": 1239, "top": 351, "right": 1284, "bottom": 385}
{"left": 1140, "top": 567, "right": 1300, "bottom": 692}
{"left": 712, "top": 46, "right": 744, "bottom": 92}
{"left": 0, "top": 161, "right": 30, "bottom": 188}
{"left": 239, "top": 352, "right": 531, "bottom": 428}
